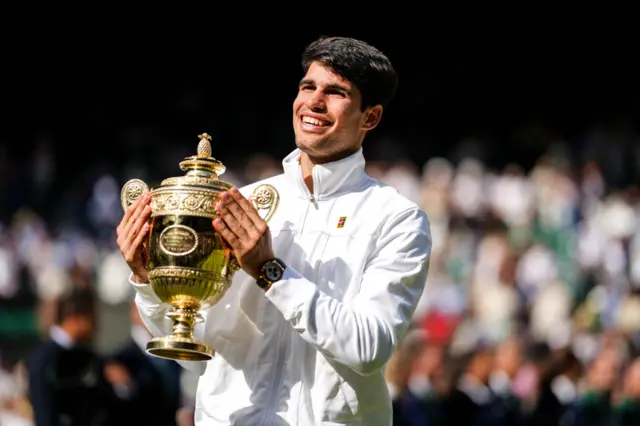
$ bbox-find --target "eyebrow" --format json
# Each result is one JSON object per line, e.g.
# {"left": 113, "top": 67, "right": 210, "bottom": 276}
{"left": 299, "top": 78, "right": 352, "bottom": 96}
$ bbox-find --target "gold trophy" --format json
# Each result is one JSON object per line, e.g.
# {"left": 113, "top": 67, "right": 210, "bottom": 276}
{"left": 120, "top": 133, "right": 279, "bottom": 361}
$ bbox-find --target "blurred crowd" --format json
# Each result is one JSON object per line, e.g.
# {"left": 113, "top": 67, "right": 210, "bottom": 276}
{"left": 0, "top": 129, "right": 639, "bottom": 425}
{"left": 383, "top": 153, "right": 640, "bottom": 425}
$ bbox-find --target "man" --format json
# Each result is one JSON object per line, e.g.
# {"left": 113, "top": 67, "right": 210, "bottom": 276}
{"left": 104, "top": 302, "right": 182, "bottom": 426}
{"left": 117, "top": 36, "right": 432, "bottom": 425}
{"left": 24, "top": 289, "right": 119, "bottom": 426}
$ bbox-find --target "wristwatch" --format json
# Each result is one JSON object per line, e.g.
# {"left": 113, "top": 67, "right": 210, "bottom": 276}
{"left": 256, "top": 258, "right": 286, "bottom": 291}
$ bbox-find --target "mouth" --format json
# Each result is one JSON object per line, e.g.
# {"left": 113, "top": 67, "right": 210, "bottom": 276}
{"left": 300, "top": 115, "right": 332, "bottom": 132}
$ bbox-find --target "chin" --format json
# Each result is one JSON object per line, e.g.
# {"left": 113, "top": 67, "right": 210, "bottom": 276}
{"left": 295, "top": 135, "right": 326, "bottom": 153}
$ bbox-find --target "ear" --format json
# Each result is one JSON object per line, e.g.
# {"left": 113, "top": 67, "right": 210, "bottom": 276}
{"left": 362, "top": 105, "right": 383, "bottom": 131}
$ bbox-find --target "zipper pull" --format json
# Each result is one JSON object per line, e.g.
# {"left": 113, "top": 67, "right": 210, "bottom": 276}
{"left": 309, "top": 194, "right": 319, "bottom": 209}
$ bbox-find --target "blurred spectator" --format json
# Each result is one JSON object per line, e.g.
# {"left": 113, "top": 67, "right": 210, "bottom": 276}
{"left": 23, "top": 289, "right": 120, "bottom": 425}
{"left": 105, "top": 302, "right": 182, "bottom": 426}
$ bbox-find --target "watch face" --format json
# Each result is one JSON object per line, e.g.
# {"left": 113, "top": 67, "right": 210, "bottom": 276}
{"left": 264, "top": 261, "right": 283, "bottom": 281}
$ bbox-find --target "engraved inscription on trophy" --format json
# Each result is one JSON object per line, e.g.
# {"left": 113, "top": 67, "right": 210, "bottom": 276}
{"left": 159, "top": 225, "right": 199, "bottom": 257}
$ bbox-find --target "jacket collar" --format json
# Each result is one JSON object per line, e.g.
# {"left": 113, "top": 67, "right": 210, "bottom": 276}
{"left": 282, "top": 148, "right": 369, "bottom": 201}
{"left": 50, "top": 325, "right": 74, "bottom": 349}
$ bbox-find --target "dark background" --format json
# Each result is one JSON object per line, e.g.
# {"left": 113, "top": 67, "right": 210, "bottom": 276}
{"left": 3, "top": 30, "right": 639, "bottom": 224}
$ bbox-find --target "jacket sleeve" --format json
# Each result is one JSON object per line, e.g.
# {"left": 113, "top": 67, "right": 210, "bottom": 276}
{"left": 131, "top": 279, "right": 207, "bottom": 375}
{"left": 264, "top": 206, "right": 432, "bottom": 376}
{"left": 25, "top": 351, "right": 57, "bottom": 426}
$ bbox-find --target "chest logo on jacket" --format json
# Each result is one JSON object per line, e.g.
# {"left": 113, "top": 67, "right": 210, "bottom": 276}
{"left": 337, "top": 216, "right": 347, "bottom": 228}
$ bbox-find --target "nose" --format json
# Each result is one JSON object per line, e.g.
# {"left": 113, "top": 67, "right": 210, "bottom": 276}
{"left": 306, "top": 91, "right": 327, "bottom": 113}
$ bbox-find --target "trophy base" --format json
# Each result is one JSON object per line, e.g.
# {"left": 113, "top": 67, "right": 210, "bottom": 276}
{"left": 146, "top": 336, "right": 214, "bottom": 361}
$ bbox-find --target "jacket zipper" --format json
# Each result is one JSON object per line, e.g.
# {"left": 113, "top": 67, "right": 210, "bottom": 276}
{"left": 310, "top": 167, "right": 319, "bottom": 206}
{"left": 299, "top": 165, "right": 318, "bottom": 234}
{"left": 262, "top": 164, "right": 318, "bottom": 425}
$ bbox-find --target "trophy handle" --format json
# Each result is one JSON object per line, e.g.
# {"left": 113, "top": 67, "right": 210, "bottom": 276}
{"left": 251, "top": 184, "right": 279, "bottom": 223}
{"left": 121, "top": 178, "right": 150, "bottom": 212}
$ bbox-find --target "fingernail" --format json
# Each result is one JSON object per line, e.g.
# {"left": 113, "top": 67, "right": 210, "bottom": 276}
{"left": 230, "top": 187, "right": 239, "bottom": 195}
{"left": 215, "top": 202, "right": 222, "bottom": 211}
{"left": 214, "top": 218, "right": 222, "bottom": 225}
{"left": 221, "top": 192, "right": 230, "bottom": 200}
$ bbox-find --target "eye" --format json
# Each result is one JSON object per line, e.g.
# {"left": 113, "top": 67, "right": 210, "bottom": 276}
{"left": 326, "top": 88, "right": 346, "bottom": 98}
{"left": 300, "top": 84, "right": 315, "bottom": 92}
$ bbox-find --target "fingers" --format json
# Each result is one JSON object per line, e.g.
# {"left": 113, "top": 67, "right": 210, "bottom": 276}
{"left": 213, "top": 187, "right": 270, "bottom": 256}
{"left": 126, "top": 221, "right": 150, "bottom": 262}
{"left": 216, "top": 192, "right": 255, "bottom": 240}
{"left": 121, "top": 215, "right": 151, "bottom": 264}
{"left": 215, "top": 203, "right": 246, "bottom": 242}
{"left": 132, "top": 204, "right": 152, "bottom": 235}
{"left": 218, "top": 188, "right": 266, "bottom": 234}
{"left": 117, "top": 190, "right": 152, "bottom": 263}
{"left": 123, "top": 192, "right": 151, "bottom": 236}
{"left": 213, "top": 218, "right": 240, "bottom": 250}
{"left": 117, "top": 190, "right": 147, "bottom": 236}
{"left": 230, "top": 187, "right": 265, "bottom": 229}
{"left": 117, "top": 192, "right": 142, "bottom": 235}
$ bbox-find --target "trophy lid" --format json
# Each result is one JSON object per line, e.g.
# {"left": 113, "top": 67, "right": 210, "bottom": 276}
{"left": 156, "top": 133, "right": 231, "bottom": 190}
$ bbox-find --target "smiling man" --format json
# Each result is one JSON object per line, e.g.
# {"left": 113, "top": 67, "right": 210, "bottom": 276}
{"left": 118, "top": 36, "right": 432, "bottom": 426}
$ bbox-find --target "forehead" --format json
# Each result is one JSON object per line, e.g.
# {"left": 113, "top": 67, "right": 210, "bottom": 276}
{"left": 303, "top": 62, "right": 355, "bottom": 90}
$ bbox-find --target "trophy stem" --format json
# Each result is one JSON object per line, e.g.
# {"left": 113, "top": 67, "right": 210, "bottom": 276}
{"left": 168, "top": 306, "right": 200, "bottom": 338}
{"left": 145, "top": 304, "right": 213, "bottom": 361}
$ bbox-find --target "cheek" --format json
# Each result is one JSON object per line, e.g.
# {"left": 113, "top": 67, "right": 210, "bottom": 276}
{"left": 334, "top": 110, "right": 363, "bottom": 134}
{"left": 293, "top": 92, "right": 313, "bottom": 111}
{"left": 292, "top": 99, "right": 300, "bottom": 113}
{"left": 335, "top": 104, "right": 364, "bottom": 125}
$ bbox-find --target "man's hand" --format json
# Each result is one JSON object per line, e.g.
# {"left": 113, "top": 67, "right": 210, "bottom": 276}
{"left": 104, "top": 362, "right": 132, "bottom": 388}
{"left": 116, "top": 190, "right": 152, "bottom": 283}
{"left": 212, "top": 187, "right": 274, "bottom": 279}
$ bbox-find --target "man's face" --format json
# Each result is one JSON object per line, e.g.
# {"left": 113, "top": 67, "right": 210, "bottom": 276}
{"left": 69, "top": 313, "right": 95, "bottom": 342}
{"left": 494, "top": 339, "right": 522, "bottom": 377}
{"left": 292, "top": 61, "right": 381, "bottom": 163}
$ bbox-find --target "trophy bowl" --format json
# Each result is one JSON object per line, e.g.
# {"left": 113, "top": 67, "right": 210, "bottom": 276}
{"left": 120, "top": 133, "right": 279, "bottom": 361}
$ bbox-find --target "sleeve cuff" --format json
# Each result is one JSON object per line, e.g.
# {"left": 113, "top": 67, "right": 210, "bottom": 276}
{"left": 264, "top": 267, "right": 317, "bottom": 321}
{"left": 128, "top": 273, "right": 163, "bottom": 305}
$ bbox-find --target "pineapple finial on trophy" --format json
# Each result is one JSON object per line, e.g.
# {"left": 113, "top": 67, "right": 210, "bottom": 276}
{"left": 179, "top": 132, "right": 225, "bottom": 177}
{"left": 197, "top": 133, "right": 212, "bottom": 158}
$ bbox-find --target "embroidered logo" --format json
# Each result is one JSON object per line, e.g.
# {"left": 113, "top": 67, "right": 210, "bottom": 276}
{"left": 337, "top": 216, "right": 347, "bottom": 228}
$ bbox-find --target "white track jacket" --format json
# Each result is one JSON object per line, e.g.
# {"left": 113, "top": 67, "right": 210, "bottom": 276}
{"left": 131, "top": 148, "right": 432, "bottom": 425}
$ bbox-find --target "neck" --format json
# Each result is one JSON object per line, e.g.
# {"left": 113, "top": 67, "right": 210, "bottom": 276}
{"left": 64, "top": 324, "right": 84, "bottom": 341}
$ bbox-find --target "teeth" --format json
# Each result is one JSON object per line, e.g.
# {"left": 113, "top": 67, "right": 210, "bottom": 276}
{"left": 302, "top": 116, "right": 328, "bottom": 126}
